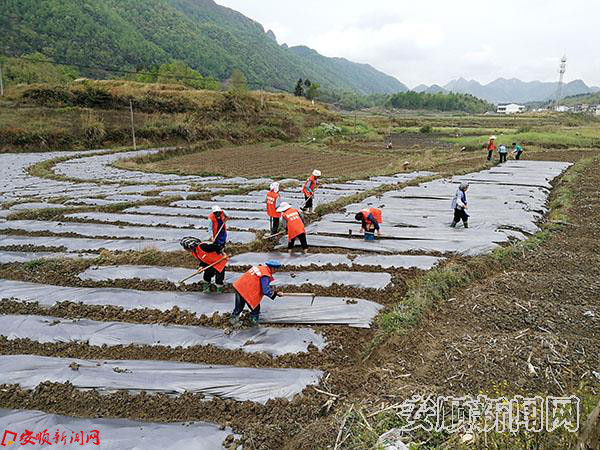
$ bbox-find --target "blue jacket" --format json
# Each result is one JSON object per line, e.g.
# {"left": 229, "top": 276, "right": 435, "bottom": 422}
{"left": 260, "top": 276, "right": 276, "bottom": 299}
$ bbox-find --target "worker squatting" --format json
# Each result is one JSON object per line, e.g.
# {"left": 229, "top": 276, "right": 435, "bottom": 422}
{"left": 179, "top": 168, "right": 471, "bottom": 326}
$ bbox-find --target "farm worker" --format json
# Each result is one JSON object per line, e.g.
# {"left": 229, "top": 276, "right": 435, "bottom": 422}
{"left": 277, "top": 202, "right": 308, "bottom": 254}
{"left": 208, "top": 205, "right": 228, "bottom": 251}
{"left": 180, "top": 237, "right": 229, "bottom": 293}
{"left": 450, "top": 182, "right": 470, "bottom": 228}
{"left": 302, "top": 169, "right": 321, "bottom": 213}
{"left": 355, "top": 208, "right": 382, "bottom": 240}
{"left": 266, "top": 182, "right": 281, "bottom": 234}
{"left": 498, "top": 144, "right": 508, "bottom": 163}
{"left": 230, "top": 260, "right": 283, "bottom": 326}
{"left": 486, "top": 135, "right": 497, "bottom": 161}
{"left": 513, "top": 142, "right": 524, "bottom": 160}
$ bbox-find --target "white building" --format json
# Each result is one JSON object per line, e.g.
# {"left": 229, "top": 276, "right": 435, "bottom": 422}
{"left": 497, "top": 103, "right": 526, "bottom": 114}
{"left": 555, "top": 105, "right": 572, "bottom": 113}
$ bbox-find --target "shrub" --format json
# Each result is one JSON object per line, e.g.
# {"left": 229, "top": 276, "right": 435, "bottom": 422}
{"left": 81, "top": 111, "right": 106, "bottom": 146}
{"left": 420, "top": 124, "right": 432, "bottom": 134}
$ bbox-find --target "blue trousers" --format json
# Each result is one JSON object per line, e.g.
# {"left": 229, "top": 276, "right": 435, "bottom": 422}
{"left": 232, "top": 292, "right": 260, "bottom": 318}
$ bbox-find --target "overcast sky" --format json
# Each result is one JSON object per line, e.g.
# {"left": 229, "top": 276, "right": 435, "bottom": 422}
{"left": 216, "top": 0, "right": 600, "bottom": 88}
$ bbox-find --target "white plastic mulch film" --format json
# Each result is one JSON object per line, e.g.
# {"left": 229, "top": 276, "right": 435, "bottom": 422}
{"left": 0, "top": 355, "right": 322, "bottom": 404}
{"left": 0, "top": 279, "right": 383, "bottom": 328}
{"left": 0, "top": 408, "right": 237, "bottom": 449}
{"left": 303, "top": 161, "right": 571, "bottom": 256}
{"left": 78, "top": 265, "right": 393, "bottom": 290}
{"left": 0, "top": 314, "right": 326, "bottom": 356}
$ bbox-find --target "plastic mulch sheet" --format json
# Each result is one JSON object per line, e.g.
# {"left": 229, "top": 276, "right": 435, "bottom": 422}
{"left": 0, "top": 408, "right": 237, "bottom": 450}
{"left": 0, "top": 355, "right": 322, "bottom": 404}
{"left": 172, "top": 200, "right": 267, "bottom": 211}
{"left": 0, "top": 279, "right": 382, "bottom": 328}
{"left": 0, "top": 220, "right": 255, "bottom": 243}
{"left": 65, "top": 212, "right": 270, "bottom": 231}
{"left": 0, "top": 234, "right": 181, "bottom": 253}
{"left": 304, "top": 161, "right": 570, "bottom": 255}
{"left": 227, "top": 252, "right": 443, "bottom": 269}
{"left": 77, "top": 265, "right": 393, "bottom": 290}
{"left": 0, "top": 314, "right": 325, "bottom": 356}
{"left": 124, "top": 205, "right": 266, "bottom": 220}
{"left": 0, "top": 251, "right": 96, "bottom": 264}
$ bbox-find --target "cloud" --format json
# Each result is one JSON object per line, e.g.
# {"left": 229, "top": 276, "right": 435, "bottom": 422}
{"left": 215, "top": 0, "right": 600, "bottom": 86}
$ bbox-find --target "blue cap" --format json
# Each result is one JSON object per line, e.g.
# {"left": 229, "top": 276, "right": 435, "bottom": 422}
{"left": 265, "top": 260, "right": 282, "bottom": 268}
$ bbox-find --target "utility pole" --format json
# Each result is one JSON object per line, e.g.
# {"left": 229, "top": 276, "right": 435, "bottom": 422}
{"left": 554, "top": 55, "right": 567, "bottom": 110}
{"left": 129, "top": 99, "right": 137, "bottom": 151}
{"left": 0, "top": 63, "right": 4, "bottom": 96}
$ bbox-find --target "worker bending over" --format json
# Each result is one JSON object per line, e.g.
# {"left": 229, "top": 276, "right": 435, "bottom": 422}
{"left": 355, "top": 207, "right": 382, "bottom": 240}
{"left": 513, "top": 142, "right": 524, "bottom": 160}
{"left": 450, "top": 182, "right": 470, "bottom": 228}
{"left": 266, "top": 182, "right": 281, "bottom": 234}
{"left": 208, "top": 205, "right": 228, "bottom": 251}
{"left": 277, "top": 202, "right": 308, "bottom": 254}
{"left": 302, "top": 169, "right": 321, "bottom": 213}
{"left": 231, "top": 260, "right": 283, "bottom": 326}
{"left": 180, "top": 237, "right": 228, "bottom": 293}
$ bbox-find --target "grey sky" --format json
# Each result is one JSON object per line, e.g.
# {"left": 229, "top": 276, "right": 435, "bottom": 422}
{"left": 216, "top": 0, "right": 600, "bottom": 88}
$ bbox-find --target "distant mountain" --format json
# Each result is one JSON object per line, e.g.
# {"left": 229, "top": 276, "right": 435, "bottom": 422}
{"left": 1, "top": 0, "right": 407, "bottom": 95}
{"left": 442, "top": 77, "right": 597, "bottom": 103}
{"left": 412, "top": 84, "right": 448, "bottom": 94}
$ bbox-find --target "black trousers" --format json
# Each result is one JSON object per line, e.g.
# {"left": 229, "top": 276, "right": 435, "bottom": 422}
{"left": 288, "top": 233, "right": 308, "bottom": 250}
{"left": 515, "top": 151, "right": 522, "bottom": 160}
{"left": 270, "top": 217, "right": 280, "bottom": 234}
{"left": 202, "top": 264, "right": 225, "bottom": 285}
{"left": 303, "top": 195, "right": 313, "bottom": 210}
{"left": 453, "top": 208, "right": 469, "bottom": 223}
{"left": 487, "top": 150, "right": 493, "bottom": 161}
{"left": 499, "top": 153, "right": 507, "bottom": 163}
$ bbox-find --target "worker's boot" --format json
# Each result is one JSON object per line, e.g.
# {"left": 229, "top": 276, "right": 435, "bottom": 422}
{"left": 450, "top": 221, "right": 457, "bottom": 228}
{"left": 202, "top": 281, "right": 211, "bottom": 293}
{"left": 250, "top": 316, "right": 259, "bottom": 327}
{"left": 215, "top": 284, "right": 224, "bottom": 294}
{"left": 463, "top": 221, "right": 469, "bottom": 228}
{"left": 229, "top": 314, "right": 240, "bottom": 326}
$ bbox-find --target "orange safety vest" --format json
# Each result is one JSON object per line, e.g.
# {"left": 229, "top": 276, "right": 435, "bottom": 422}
{"left": 282, "top": 208, "right": 305, "bottom": 240}
{"left": 191, "top": 245, "right": 228, "bottom": 273}
{"left": 233, "top": 265, "right": 274, "bottom": 309}
{"left": 302, "top": 175, "right": 317, "bottom": 197}
{"left": 360, "top": 208, "right": 383, "bottom": 226}
{"left": 208, "top": 212, "right": 227, "bottom": 238}
{"left": 266, "top": 191, "right": 281, "bottom": 218}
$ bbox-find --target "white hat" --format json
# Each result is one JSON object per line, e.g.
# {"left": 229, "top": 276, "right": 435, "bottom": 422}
{"left": 490, "top": 135, "right": 497, "bottom": 140}
{"left": 270, "top": 182, "right": 280, "bottom": 192}
{"left": 276, "top": 202, "right": 291, "bottom": 213}
{"left": 312, "top": 169, "right": 321, "bottom": 177}
{"left": 211, "top": 205, "right": 223, "bottom": 213}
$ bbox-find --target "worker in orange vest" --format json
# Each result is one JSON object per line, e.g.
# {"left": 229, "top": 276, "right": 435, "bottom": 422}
{"left": 277, "top": 202, "right": 308, "bottom": 254}
{"left": 486, "top": 135, "right": 497, "bottom": 161}
{"left": 207, "top": 205, "right": 228, "bottom": 251}
{"left": 265, "top": 182, "right": 281, "bottom": 234}
{"left": 355, "top": 207, "right": 382, "bottom": 240}
{"left": 230, "top": 260, "right": 283, "bottom": 326}
{"left": 302, "top": 169, "right": 321, "bottom": 213}
{"left": 180, "top": 237, "right": 229, "bottom": 293}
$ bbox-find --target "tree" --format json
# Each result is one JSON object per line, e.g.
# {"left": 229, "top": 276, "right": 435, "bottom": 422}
{"left": 294, "top": 79, "right": 304, "bottom": 97}
{"left": 228, "top": 68, "right": 248, "bottom": 94}
{"left": 305, "top": 82, "right": 320, "bottom": 100}
{"left": 304, "top": 79, "right": 312, "bottom": 88}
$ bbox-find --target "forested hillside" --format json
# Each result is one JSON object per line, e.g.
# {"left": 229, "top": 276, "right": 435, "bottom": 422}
{"left": 1, "top": 0, "right": 407, "bottom": 94}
